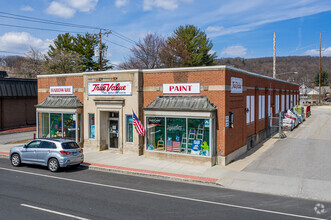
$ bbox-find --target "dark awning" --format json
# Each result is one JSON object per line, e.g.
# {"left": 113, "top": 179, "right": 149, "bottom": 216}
{"left": 35, "top": 96, "right": 83, "bottom": 108}
{"left": 144, "top": 96, "right": 217, "bottom": 112}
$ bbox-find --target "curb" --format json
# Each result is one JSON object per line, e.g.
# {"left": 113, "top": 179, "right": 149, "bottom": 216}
{"left": 0, "top": 127, "right": 36, "bottom": 136}
{"left": 0, "top": 152, "right": 218, "bottom": 186}
{"left": 80, "top": 162, "right": 219, "bottom": 185}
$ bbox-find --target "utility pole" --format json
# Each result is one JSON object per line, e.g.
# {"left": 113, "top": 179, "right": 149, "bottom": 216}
{"left": 319, "top": 32, "right": 322, "bottom": 104}
{"left": 273, "top": 32, "right": 276, "bottom": 78}
{"left": 90, "top": 30, "right": 111, "bottom": 71}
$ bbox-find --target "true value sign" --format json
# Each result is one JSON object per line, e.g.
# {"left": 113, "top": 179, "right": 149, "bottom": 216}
{"left": 88, "top": 81, "right": 132, "bottom": 96}
{"left": 230, "top": 77, "right": 243, "bottom": 93}
{"left": 163, "top": 83, "right": 200, "bottom": 94}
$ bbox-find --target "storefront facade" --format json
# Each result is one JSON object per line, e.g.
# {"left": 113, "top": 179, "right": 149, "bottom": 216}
{"left": 37, "top": 66, "right": 299, "bottom": 166}
{"left": 37, "top": 70, "right": 143, "bottom": 154}
{"left": 82, "top": 70, "right": 143, "bottom": 154}
{"left": 142, "top": 66, "right": 299, "bottom": 166}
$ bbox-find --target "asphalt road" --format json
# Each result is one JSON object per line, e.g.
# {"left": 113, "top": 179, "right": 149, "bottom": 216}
{"left": 0, "top": 158, "right": 330, "bottom": 220}
{"left": 244, "top": 107, "right": 331, "bottom": 181}
{"left": 0, "top": 131, "right": 35, "bottom": 144}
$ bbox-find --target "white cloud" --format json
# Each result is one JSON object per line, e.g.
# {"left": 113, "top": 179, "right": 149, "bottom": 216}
{"left": 0, "top": 32, "right": 52, "bottom": 54}
{"left": 66, "top": 0, "right": 98, "bottom": 12}
{"left": 115, "top": 0, "right": 129, "bottom": 7}
{"left": 20, "top": 6, "right": 34, "bottom": 11}
{"left": 304, "top": 47, "right": 331, "bottom": 56}
{"left": 45, "top": 0, "right": 98, "bottom": 18}
{"left": 196, "top": 0, "right": 331, "bottom": 37}
{"left": 143, "top": 0, "right": 192, "bottom": 11}
{"left": 206, "top": 26, "right": 224, "bottom": 33}
{"left": 46, "top": 1, "right": 76, "bottom": 18}
{"left": 221, "top": 45, "right": 247, "bottom": 57}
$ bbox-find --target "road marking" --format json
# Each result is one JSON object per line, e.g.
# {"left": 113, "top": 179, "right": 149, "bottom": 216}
{"left": 0, "top": 167, "right": 325, "bottom": 220}
{"left": 21, "top": 204, "right": 89, "bottom": 220}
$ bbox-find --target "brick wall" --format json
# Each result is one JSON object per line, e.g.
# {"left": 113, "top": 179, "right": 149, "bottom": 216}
{"left": 143, "top": 67, "right": 299, "bottom": 159}
{"left": 38, "top": 75, "right": 84, "bottom": 103}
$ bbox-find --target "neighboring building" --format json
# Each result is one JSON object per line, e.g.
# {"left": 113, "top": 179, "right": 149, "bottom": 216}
{"left": 36, "top": 66, "right": 299, "bottom": 166}
{"left": 0, "top": 71, "right": 37, "bottom": 130}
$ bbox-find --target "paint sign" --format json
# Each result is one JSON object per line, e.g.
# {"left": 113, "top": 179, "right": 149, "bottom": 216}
{"left": 50, "top": 86, "right": 73, "bottom": 95}
{"left": 231, "top": 77, "right": 243, "bottom": 93}
{"left": 163, "top": 83, "right": 200, "bottom": 94}
{"left": 88, "top": 81, "right": 132, "bottom": 96}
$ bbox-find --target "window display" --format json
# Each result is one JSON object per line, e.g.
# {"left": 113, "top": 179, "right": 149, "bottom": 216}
{"left": 166, "top": 118, "right": 185, "bottom": 153}
{"left": 41, "top": 113, "right": 49, "bottom": 138}
{"left": 146, "top": 117, "right": 210, "bottom": 157}
{"left": 126, "top": 115, "right": 133, "bottom": 142}
{"left": 89, "top": 114, "right": 95, "bottom": 139}
{"left": 63, "top": 114, "right": 76, "bottom": 140}
{"left": 187, "top": 119, "right": 210, "bottom": 156}
{"left": 50, "top": 113, "right": 62, "bottom": 138}
{"left": 146, "top": 117, "right": 165, "bottom": 151}
{"left": 38, "top": 112, "right": 80, "bottom": 142}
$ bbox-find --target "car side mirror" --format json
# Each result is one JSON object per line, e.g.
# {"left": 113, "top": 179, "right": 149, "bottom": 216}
{"left": 23, "top": 144, "right": 27, "bottom": 148}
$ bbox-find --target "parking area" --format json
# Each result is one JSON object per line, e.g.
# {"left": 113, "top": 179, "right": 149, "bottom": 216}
{"left": 244, "top": 106, "right": 331, "bottom": 181}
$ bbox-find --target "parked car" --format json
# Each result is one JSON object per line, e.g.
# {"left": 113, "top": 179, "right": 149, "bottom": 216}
{"left": 9, "top": 138, "right": 84, "bottom": 172}
{"left": 324, "top": 97, "right": 331, "bottom": 102}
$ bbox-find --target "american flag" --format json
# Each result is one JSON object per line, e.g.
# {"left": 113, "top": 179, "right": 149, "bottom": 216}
{"left": 132, "top": 111, "right": 145, "bottom": 136}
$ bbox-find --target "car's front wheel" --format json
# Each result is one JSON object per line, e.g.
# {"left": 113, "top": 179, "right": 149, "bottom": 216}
{"left": 11, "top": 154, "right": 21, "bottom": 167}
{"left": 48, "top": 158, "right": 59, "bottom": 172}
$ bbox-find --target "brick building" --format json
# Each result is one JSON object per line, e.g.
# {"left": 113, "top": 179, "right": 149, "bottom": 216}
{"left": 36, "top": 66, "right": 299, "bottom": 166}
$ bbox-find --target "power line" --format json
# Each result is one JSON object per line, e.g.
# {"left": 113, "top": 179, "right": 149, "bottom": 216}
{"left": 104, "top": 39, "right": 131, "bottom": 50}
{"left": 0, "top": 50, "right": 26, "bottom": 55}
{"left": 111, "top": 30, "right": 137, "bottom": 44}
{"left": 0, "top": 11, "right": 105, "bottom": 30}
{"left": 0, "top": 11, "right": 138, "bottom": 46}
{"left": 0, "top": 23, "right": 85, "bottom": 34}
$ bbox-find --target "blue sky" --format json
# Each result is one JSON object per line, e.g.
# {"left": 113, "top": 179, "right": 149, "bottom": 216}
{"left": 0, "top": 0, "right": 330, "bottom": 67}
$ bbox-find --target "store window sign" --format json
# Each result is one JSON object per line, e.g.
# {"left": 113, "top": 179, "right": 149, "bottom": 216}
{"left": 88, "top": 81, "right": 132, "bottom": 96}
{"left": 231, "top": 77, "right": 243, "bottom": 93}
{"left": 163, "top": 83, "right": 200, "bottom": 94}
{"left": 50, "top": 86, "right": 73, "bottom": 95}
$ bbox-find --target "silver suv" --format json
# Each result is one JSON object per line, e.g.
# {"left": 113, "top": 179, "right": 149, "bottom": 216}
{"left": 9, "top": 138, "right": 84, "bottom": 172}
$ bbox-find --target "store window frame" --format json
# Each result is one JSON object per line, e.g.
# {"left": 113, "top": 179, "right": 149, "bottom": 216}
{"left": 36, "top": 111, "right": 80, "bottom": 143}
{"left": 88, "top": 113, "right": 95, "bottom": 140}
{"left": 144, "top": 115, "right": 213, "bottom": 158}
{"left": 126, "top": 115, "right": 133, "bottom": 143}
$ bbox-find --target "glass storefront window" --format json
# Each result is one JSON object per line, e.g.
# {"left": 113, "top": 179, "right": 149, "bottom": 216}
{"left": 89, "top": 114, "right": 95, "bottom": 139}
{"left": 187, "top": 119, "right": 210, "bottom": 156}
{"left": 147, "top": 117, "right": 165, "bottom": 151}
{"left": 146, "top": 117, "right": 211, "bottom": 157}
{"left": 126, "top": 115, "right": 133, "bottom": 142}
{"left": 41, "top": 113, "right": 49, "bottom": 138}
{"left": 50, "top": 113, "right": 62, "bottom": 138}
{"left": 63, "top": 114, "right": 76, "bottom": 140}
{"left": 166, "top": 118, "right": 186, "bottom": 153}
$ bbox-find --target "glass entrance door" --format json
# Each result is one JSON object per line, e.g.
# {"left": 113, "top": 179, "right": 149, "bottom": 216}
{"left": 108, "top": 112, "right": 119, "bottom": 149}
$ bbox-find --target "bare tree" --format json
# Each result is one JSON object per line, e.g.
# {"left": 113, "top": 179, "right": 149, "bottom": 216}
{"left": 20, "top": 47, "right": 45, "bottom": 78}
{"left": 119, "top": 33, "right": 164, "bottom": 69}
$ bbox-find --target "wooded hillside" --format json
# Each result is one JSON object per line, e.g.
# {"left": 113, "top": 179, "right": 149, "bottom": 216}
{"left": 217, "top": 56, "right": 331, "bottom": 86}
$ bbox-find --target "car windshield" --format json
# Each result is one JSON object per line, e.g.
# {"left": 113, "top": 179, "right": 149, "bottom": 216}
{"left": 62, "top": 142, "right": 80, "bottom": 149}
